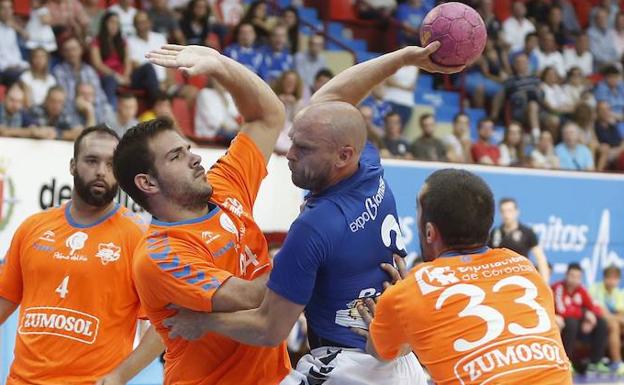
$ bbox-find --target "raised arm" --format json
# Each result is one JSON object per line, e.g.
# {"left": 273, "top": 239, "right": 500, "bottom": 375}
{"left": 146, "top": 44, "right": 284, "bottom": 164}
{"left": 311, "top": 42, "right": 463, "bottom": 106}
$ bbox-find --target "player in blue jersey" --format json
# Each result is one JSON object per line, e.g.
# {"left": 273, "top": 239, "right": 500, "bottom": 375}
{"left": 163, "top": 41, "right": 462, "bottom": 384}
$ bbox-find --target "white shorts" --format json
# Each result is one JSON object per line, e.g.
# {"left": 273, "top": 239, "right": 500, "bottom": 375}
{"left": 280, "top": 347, "right": 427, "bottom": 385}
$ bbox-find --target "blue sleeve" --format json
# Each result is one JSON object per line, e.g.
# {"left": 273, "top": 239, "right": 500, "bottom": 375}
{"left": 267, "top": 219, "right": 331, "bottom": 305}
{"left": 360, "top": 141, "right": 381, "bottom": 167}
{"left": 594, "top": 83, "right": 607, "bottom": 101}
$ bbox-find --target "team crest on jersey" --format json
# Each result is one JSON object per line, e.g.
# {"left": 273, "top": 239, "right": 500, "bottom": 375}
{"left": 415, "top": 265, "right": 459, "bottom": 295}
{"left": 219, "top": 213, "right": 238, "bottom": 237}
{"left": 96, "top": 242, "right": 121, "bottom": 265}
{"left": 201, "top": 231, "right": 220, "bottom": 244}
{"left": 39, "top": 230, "right": 55, "bottom": 242}
{"left": 53, "top": 232, "right": 88, "bottom": 262}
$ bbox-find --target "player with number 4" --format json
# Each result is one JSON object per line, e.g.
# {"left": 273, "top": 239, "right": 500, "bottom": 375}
{"left": 353, "top": 169, "right": 572, "bottom": 385}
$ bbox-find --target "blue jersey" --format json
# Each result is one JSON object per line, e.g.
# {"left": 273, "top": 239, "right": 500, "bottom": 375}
{"left": 223, "top": 44, "right": 264, "bottom": 75}
{"left": 361, "top": 96, "right": 393, "bottom": 128}
{"left": 261, "top": 47, "right": 294, "bottom": 84}
{"left": 268, "top": 142, "right": 406, "bottom": 350}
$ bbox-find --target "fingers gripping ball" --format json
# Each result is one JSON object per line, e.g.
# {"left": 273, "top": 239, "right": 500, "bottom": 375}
{"left": 420, "top": 2, "right": 487, "bottom": 67}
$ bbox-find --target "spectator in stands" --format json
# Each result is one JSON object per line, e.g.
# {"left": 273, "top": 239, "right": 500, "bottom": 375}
{"left": 613, "top": 12, "right": 624, "bottom": 59}
{"left": 359, "top": 105, "right": 387, "bottom": 156}
{"left": 25, "top": 0, "right": 57, "bottom": 52}
{"left": 411, "top": 113, "right": 446, "bottom": 161}
{"left": 558, "top": 0, "right": 582, "bottom": 37}
{"left": 382, "top": 112, "right": 411, "bottom": 159}
{"left": 19, "top": 48, "right": 57, "bottom": 107}
{"left": 595, "top": 101, "right": 624, "bottom": 171}
{"left": 562, "top": 66, "right": 589, "bottom": 106}
{"left": 108, "top": 0, "right": 137, "bottom": 37}
{"left": 29, "top": 86, "right": 76, "bottom": 139}
{"left": 70, "top": 82, "right": 99, "bottom": 135}
{"left": 361, "top": 84, "right": 392, "bottom": 131}
{"left": 465, "top": 38, "right": 506, "bottom": 115}
{"left": 594, "top": 65, "right": 624, "bottom": 120}
{"left": 46, "top": 0, "right": 89, "bottom": 38}
{"left": 261, "top": 24, "right": 294, "bottom": 84}
{"left": 590, "top": 0, "right": 619, "bottom": 29}
{"left": 310, "top": 68, "right": 333, "bottom": 96}
{"left": 224, "top": 22, "right": 264, "bottom": 75}
{"left": 536, "top": 32, "right": 566, "bottom": 78}
{"left": 83, "top": 0, "right": 105, "bottom": 38}
{"left": 384, "top": 65, "right": 418, "bottom": 128}
{"left": 572, "top": 102, "right": 600, "bottom": 155}
{"left": 541, "top": 66, "right": 575, "bottom": 133}
{"left": 563, "top": 32, "right": 593, "bottom": 76}
{"left": 295, "top": 34, "right": 326, "bottom": 88}
{"left": 478, "top": 0, "right": 502, "bottom": 45}
{"left": 148, "top": 0, "right": 185, "bottom": 44}
{"left": 0, "top": 0, "right": 29, "bottom": 87}
{"left": 180, "top": 0, "right": 222, "bottom": 48}
{"left": 281, "top": 7, "right": 300, "bottom": 54}
{"left": 91, "top": 12, "right": 160, "bottom": 107}
{"left": 138, "top": 92, "right": 174, "bottom": 122}
{"left": 546, "top": 5, "right": 573, "bottom": 46}
{"left": 555, "top": 122, "right": 595, "bottom": 170}
{"left": 509, "top": 32, "right": 540, "bottom": 76}
{"left": 128, "top": 12, "right": 169, "bottom": 86}
{"left": 502, "top": 1, "right": 536, "bottom": 52}
{"left": 498, "top": 121, "right": 525, "bottom": 167}
{"left": 194, "top": 78, "right": 240, "bottom": 141}
{"left": 0, "top": 84, "right": 35, "bottom": 138}
{"left": 273, "top": 70, "right": 305, "bottom": 154}
{"left": 106, "top": 93, "right": 138, "bottom": 136}
{"left": 396, "top": 0, "right": 428, "bottom": 46}
{"left": 356, "top": 0, "right": 397, "bottom": 20}
{"left": 444, "top": 112, "right": 472, "bottom": 163}
{"left": 53, "top": 36, "right": 109, "bottom": 126}
{"left": 553, "top": 263, "right": 609, "bottom": 373}
{"left": 590, "top": 265, "right": 624, "bottom": 375}
{"left": 589, "top": 6, "right": 619, "bottom": 71}
{"left": 530, "top": 130, "right": 559, "bottom": 169}
{"left": 471, "top": 118, "right": 500, "bottom": 165}
{"left": 241, "top": 1, "right": 271, "bottom": 44}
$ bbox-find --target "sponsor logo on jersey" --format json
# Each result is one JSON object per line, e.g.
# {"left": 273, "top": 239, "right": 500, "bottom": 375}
{"left": 39, "top": 230, "right": 55, "bottom": 242}
{"left": 223, "top": 197, "right": 244, "bottom": 217}
{"left": 201, "top": 231, "right": 221, "bottom": 244}
{"left": 455, "top": 336, "right": 568, "bottom": 385}
{"left": 219, "top": 213, "right": 238, "bottom": 237}
{"left": 349, "top": 177, "right": 386, "bottom": 232}
{"left": 96, "top": 242, "right": 121, "bottom": 264}
{"left": 66, "top": 231, "right": 88, "bottom": 255}
{"left": 415, "top": 265, "right": 460, "bottom": 295}
{"left": 19, "top": 307, "right": 100, "bottom": 344}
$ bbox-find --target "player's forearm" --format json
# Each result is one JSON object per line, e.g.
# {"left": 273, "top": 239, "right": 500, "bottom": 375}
{"left": 532, "top": 247, "right": 550, "bottom": 283}
{"left": 111, "top": 325, "right": 164, "bottom": 382}
{"left": 204, "top": 309, "right": 281, "bottom": 346}
{"left": 213, "top": 55, "right": 285, "bottom": 130}
{"left": 0, "top": 297, "right": 18, "bottom": 325}
{"left": 311, "top": 48, "right": 407, "bottom": 106}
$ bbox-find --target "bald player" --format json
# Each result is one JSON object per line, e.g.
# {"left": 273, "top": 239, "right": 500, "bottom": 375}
{"left": 163, "top": 42, "right": 462, "bottom": 384}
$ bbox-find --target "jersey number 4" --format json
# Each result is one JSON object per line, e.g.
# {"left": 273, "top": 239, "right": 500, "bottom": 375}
{"left": 435, "top": 275, "right": 551, "bottom": 352}
{"left": 55, "top": 275, "right": 70, "bottom": 298}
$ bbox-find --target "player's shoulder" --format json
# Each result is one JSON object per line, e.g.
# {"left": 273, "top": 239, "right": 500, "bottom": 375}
{"left": 17, "top": 205, "right": 65, "bottom": 232}
{"left": 297, "top": 199, "right": 346, "bottom": 233}
{"left": 113, "top": 206, "right": 149, "bottom": 234}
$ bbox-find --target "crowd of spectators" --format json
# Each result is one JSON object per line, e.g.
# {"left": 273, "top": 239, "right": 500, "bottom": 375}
{"left": 0, "top": 0, "right": 622, "bottom": 173}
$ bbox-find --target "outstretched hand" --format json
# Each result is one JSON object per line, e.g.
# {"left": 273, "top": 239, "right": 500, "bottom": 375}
{"left": 146, "top": 44, "right": 223, "bottom": 76}
{"left": 403, "top": 41, "right": 465, "bottom": 74}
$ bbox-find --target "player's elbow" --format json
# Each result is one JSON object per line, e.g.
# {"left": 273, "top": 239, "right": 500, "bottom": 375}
{"left": 257, "top": 319, "right": 288, "bottom": 347}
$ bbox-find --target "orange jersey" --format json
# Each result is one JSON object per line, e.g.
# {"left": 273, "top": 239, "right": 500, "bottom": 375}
{"left": 133, "top": 133, "right": 290, "bottom": 385}
{"left": 370, "top": 248, "right": 572, "bottom": 385}
{"left": 0, "top": 203, "right": 147, "bottom": 385}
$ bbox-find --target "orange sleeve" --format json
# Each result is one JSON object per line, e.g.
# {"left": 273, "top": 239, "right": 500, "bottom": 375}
{"left": 369, "top": 284, "right": 409, "bottom": 361}
{"left": 0, "top": 220, "right": 30, "bottom": 304}
{"left": 207, "top": 132, "right": 268, "bottom": 212}
{"left": 133, "top": 237, "right": 233, "bottom": 313}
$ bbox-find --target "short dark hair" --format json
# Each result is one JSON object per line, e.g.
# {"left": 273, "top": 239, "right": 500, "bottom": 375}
{"left": 112, "top": 117, "right": 176, "bottom": 210}
{"left": 604, "top": 265, "right": 621, "bottom": 278}
{"left": 420, "top": 169, "right": 494, "bottom": 248}
{"left": 478, "top": 117, "right": 494, "bottom": 129}
{"left": 419, "top": 113, "right": 434, "bottom": 125}
{"left": 384, "top": 111, "right": 401, "bottom": 123}
{"left": 74, "top": 125, "right": 119, "bottom": 159}
{"left": 314, "top": 68, "right": 334, "bottom": 81}
{"left": 453, "top": 112, "right": 468, "bottom": 123}
{"left": 499, "top": 197, "right": 517, "bottom": 208}
{"left": 602, "top": 64, "right": 621, "bottom": 77}
{"left": 567, "top": 262, "right": 582, "bottom": 273}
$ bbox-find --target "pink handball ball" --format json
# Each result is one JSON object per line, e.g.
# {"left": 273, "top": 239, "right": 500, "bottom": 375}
{"left": 419, "top": 2, "right": 487, "bottom": 67}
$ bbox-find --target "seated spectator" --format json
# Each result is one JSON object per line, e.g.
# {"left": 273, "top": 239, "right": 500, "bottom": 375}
{"left": 294, "top": 34, "right": 326, "bottom": 89}
{"left": 224, "top": 22, "right": 264, "bottom": 75}
{"left": 590, "top": 0, "right": 619, "bottom": 29}
{"left": 498, "top": 121, "right": 526, "bottom": 167}
{"left": 240, "top": 1, "right": 272, "bottom": 44}
{"left": 359, "top": 105, "right": 387, "bottom": 155}
{"left": 46, "top": 0, "right": 89, "bottom": 39}
{"left": 411, "top": 113, "right": 446, "bottom": 161}
{"left": 562, "top": 32, "right": 593, "bottom": 76}
{"left": 106, "top": 93, "right": 138, "bottom": 136}
{"left": 530, "top": 130, "right": 559, "bottom": 169}
{"left": 590, "top": 265, "right": 624, "bottom": 375}
{"left": 356, "top": 0, "right": 397, "bottom": 20}
{"left": 614, "top": 12, "right": 624, "bottom": 59}
{"left": 148, "top": 0, "right": 185, "bottom": 44}
{"left": 25, "top": 0, "right": 57, "bottom": 52}
{"left": 0, "top": 84, "right": 36, "bottom": 138}
{"left": 471, "top": 118, "right": 500, "bottom": 165}
{"left": 180, "top": 0, "right": 220, "bottom": 47}
{"left": 91, "top": 12, "right": 160, "bottom": 107}
{"left": 0, "top": 0, "right": 29, "bottom": 87}
{"left": 52, "top": 36, "right": 109, "bottom": 125}
{"left": 281, "top": 7, "right": 300, "bottom": 54}
{"left": 535, "top": 32, "right": 566, "bottom": 78}
{"left": 261, "top": 24, "right": 294, "bottom": 84}
{"left": 562, "top": 66, "right": 589, "bottom": 107}
{"left": 559, "top": 0, "right": 582, "bottom": 37}
{"left": 19, "top": 48, "right": 57, "bottom": 107}
{"left": 444, "top": 112, "right": 473, "bottom": 163}
{"left": 594, "top": 65, "right": 624, "bottom": 121}
{"left": 194, "top": 79, "right": 240, "bottom": 141}
{"left": 108, "top": 0, "right": 137, "bottom": 37}
{"left": 509, "top": 32, "right": 540, "bottom": 76}
{"left": 595, "top": 101, "right": 624, "bottom": 170}
{"left": 502, "top": 1, "right": 536, "bottom": 52}
{"left": 70, "top": 82, "right": 100, "bottom": 135}
{"left": 272, "top": 70, "right": 305, "bottom": 154}
{"left": 309, "top": 68, "right": 333, "bottom": 96}
{"left": 29, "top": 86, "right": 77, "bottom": 139}
{"left": 588, "top": 7, "right": 619, "bottom": 71}
{"left": 382, "top": 112, "right": 411, "bottom": 159}
{"left": 555, "top": 122, "right": 595, "bottom": 170}
{"left": 127, "top": 12, "right": 169, "bottom": 86}
{"left": 465, "top": 38, "right": 506, "bottom": 115}
{"left": 541, "top": 66, "right": 575, "bottom": 119}
{"left": 546, "top": 5, "right": 574, "bottom": 46}
{"left": 384, "top": 65, "right": 418, "bottom": 128}
{"left": 84, "top": 0, "right": 105, "bottom": 38}
{"left": 552, "top": 263, "right": 609, "bottom": 373}
{"left": 478, "top": 0, "right": 502, "bottom": 46}
{"left": 572, "top": 102, "right": 600, "bottom": 155}
{"left": 361, "top": 84, "right": 392, "bottom": 132}
{"left": 396, "top": 0, "right": 429, "bottom": 46}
